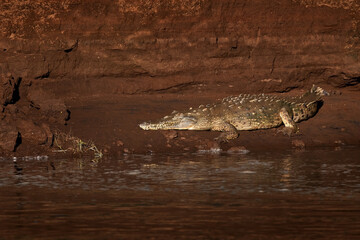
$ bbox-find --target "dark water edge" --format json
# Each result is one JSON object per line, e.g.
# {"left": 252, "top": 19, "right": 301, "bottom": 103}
{"left": 1, "top": 147, "right": 360, "bottom": 240}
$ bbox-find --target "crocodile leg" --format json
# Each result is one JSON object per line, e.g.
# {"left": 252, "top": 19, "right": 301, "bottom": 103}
{"left": 279, "top": 107, "right": 298, "bottom": 136}
{"left": 211, "top": 121, "right": 239, "bottom": 142}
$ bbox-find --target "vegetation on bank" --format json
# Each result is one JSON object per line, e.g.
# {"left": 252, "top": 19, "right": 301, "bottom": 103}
{"left": 53, "top": 131, "right": 103, "bottom": 159}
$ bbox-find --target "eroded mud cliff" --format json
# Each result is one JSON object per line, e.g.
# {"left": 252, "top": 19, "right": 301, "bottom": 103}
{"left": 0, "top": 0, "right": 359, "bottom": 155}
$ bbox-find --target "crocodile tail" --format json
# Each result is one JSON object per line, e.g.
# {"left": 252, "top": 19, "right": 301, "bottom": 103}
{"left": 310, "top": 85, "right": 329, "bottom": 96}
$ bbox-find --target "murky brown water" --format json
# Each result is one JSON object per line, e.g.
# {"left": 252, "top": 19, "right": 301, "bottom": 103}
{"left": 1, "top": 148, "right": 360, "bottom": 239}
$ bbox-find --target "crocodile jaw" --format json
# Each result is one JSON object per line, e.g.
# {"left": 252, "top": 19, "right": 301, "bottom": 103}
{"left": 139, "top": 122, "right": 168, "bottom": 130}
{"left": 139, "top": 115, "right": 198, "bottom": 130}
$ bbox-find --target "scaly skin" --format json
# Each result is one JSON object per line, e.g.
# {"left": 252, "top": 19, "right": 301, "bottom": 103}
{"left": 139, "top": 85, "right": 328, "bottom": 141}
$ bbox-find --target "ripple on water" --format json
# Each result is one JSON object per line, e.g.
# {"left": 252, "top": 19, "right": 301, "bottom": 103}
{"left": 1, "top": 148, "right": 360, "bottom": 239}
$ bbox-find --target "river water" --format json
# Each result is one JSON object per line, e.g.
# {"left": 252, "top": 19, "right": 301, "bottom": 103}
{"left": 1, "top": 148, "right": 360, "bottom": 239}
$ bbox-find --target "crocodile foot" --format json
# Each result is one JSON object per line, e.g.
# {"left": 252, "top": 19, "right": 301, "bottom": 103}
{"left": 215, "top": 131, "right": 239, "bottom": 143}
{"left": 277, "top": 127, "right": 299, "bottom": 137}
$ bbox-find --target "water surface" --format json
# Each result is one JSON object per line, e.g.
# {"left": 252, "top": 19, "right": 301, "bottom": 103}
{"left": 1, "top": 148, "right": 360, "bottom": 239}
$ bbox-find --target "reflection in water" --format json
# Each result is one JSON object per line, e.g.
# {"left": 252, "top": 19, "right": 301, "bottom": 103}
{"left": 1, "top": 148, "right": 360, "bottom": 239}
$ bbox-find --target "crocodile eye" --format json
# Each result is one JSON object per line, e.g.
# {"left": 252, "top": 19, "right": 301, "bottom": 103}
{"left": 174, "top": 113, "right": 184, "bottom": 119}
{"left": 178, "top": 117, "right": 197, "bottom": 128}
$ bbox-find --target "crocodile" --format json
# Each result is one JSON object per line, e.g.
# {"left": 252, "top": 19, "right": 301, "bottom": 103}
{"left": 139, "top": 85, "right": 328, "bottom": 141}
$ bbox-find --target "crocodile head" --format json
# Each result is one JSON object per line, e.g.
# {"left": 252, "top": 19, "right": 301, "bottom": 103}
{"left": 139, "top": 112, "right": 208, "bottom": 130}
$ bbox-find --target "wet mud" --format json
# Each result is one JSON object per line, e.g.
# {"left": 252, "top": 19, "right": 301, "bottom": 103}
{"left": 1, "top": 83, "right": 360, "bottom": 156}
{"left": 63, "top": 87, "right": 360, "bottom": 155}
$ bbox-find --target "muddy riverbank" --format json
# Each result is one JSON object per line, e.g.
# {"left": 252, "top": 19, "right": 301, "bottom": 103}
{"left": 2, "top": 82, "right": 360, "bottom": 157}
{"left": 0, "top": 0, "right": 359, "bottom": 157}
{"left": 63, "top": 86, "right": 360, "bottom": 156}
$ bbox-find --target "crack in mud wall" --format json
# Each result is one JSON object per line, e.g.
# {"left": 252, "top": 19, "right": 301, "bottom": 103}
{"left": 0, "top": 73, "right": 70, "bottom": 154}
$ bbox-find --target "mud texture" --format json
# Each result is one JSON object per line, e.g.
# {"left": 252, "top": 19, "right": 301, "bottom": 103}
{"left": 0, "top": 0, "right": 359, "bottom": 156}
